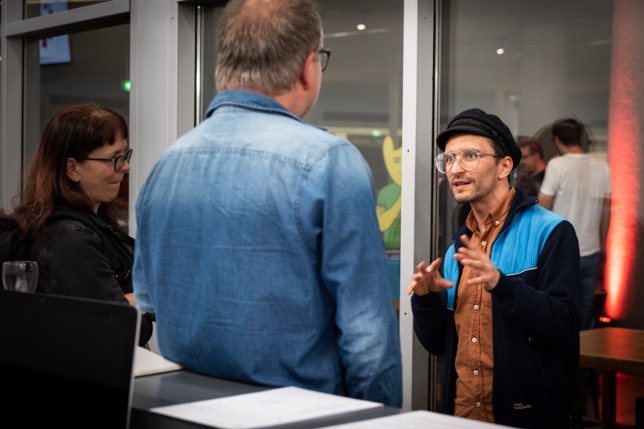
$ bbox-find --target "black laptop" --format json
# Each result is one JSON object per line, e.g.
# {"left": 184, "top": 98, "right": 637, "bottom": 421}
{"left": 0, "top": 289, "right": 140, "bottom": 428}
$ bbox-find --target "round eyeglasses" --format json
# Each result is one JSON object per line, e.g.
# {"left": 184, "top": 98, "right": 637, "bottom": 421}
{"left": 80, "top": 147, "right": 133, "bottom": 172}
{"left": 435, "top": 149, "right": 499, "bottom": 173}
{"left": 318, "top": 48, "right": 331, "bottom": 72}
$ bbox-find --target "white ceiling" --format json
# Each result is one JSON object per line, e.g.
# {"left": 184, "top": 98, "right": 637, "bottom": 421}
{"left": 318, "top": 0, "right": 613, "bottom": 94}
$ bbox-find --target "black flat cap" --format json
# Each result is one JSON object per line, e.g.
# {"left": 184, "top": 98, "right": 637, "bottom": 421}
{"left": 436, "top": 108, "right": 521, "bottom": 170}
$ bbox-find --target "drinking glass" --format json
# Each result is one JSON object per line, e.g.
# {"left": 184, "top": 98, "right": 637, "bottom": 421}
{"left": 2, "top": 261, "right": 39, "bottom": 293}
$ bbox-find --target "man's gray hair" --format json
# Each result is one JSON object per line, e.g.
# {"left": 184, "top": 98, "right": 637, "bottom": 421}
{"left": 215, "top": 0, "right": 323, "bottom": 94}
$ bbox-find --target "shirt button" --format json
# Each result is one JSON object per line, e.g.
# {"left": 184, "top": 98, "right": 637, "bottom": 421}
{"left": 476, "top": 402, "right": 482, "bottom": 407}
{"left": 473, "top": 304, "right": 479, "bottom": 310}
{"left": 481, "top": 240, "right": 487, "bottom": 246}
{"left": 472, "top": 337, "right": 477, "bottom": 343}
{"left": 473, "top": 370, "right": 479, "bottom": 376}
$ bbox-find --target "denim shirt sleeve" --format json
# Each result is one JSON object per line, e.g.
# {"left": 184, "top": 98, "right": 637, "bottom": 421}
{"left": 133, "top": 185, "right": 155, "bottom": 315}
{"left": 299, "top": 142, "right": 403, "bottom": 407}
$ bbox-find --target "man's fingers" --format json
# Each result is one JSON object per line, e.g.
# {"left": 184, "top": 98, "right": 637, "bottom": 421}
{"left": 427, "top": 257, "right": 443, "bottom": 272}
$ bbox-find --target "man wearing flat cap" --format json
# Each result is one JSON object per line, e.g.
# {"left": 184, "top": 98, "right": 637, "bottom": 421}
{"left": 407, "top": 108, "right": 581, "bottom": 429}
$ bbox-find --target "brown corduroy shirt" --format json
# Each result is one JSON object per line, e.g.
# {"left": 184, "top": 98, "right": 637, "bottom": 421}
{"left": 453, "top": 188, "right": 515, "bottom": 422}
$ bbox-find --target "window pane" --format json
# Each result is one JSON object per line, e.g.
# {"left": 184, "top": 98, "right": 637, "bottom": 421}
{"left": 200, "top": 1, "right": 404, "bottom": 307}
{"left": 437, "top": 0, "right": 623, "bottom": 413}
{"left": 25, "top": 0, "right": 110, "bottom": 19}
{"left": 24, "top": 23, "right": 130, "bottom": 219}
{"left": 438, "top": 0, "right": 614, "bottom": 246}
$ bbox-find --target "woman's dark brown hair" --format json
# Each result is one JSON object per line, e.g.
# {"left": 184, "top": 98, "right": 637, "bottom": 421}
{"left": 10, "top": 102, "right": 129, "bottom": 240}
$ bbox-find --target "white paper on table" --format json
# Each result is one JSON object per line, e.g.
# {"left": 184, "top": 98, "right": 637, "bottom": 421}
{"left": 323, "top": 410, "right": 517, "bottom": 429}
{"left": 150, "top": 386, "right": 383, "bottom": 429}
{"left": 134, "top": 346, "right": 183, "bottom": 377}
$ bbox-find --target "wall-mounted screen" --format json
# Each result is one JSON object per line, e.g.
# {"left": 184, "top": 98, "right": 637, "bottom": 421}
{"left": 39, "top": 1, "right": 71, "bottom": 65}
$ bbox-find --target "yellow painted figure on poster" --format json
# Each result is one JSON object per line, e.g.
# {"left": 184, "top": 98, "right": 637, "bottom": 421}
{"left": 377, "top": 136, "right": 402, "bottom": 249}
{"left": 377, "top": 136, "right": 402, "bottom": 302}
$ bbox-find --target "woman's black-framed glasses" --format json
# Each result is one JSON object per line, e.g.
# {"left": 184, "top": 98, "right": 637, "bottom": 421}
{"left": 435, "top": 149, "right": 499, "bottom": 173}
{"left": 80, "top": 147, "right": 133, "bottom": 172}
{"left": 318, "top": 49, "right": 331, "bottom": 72}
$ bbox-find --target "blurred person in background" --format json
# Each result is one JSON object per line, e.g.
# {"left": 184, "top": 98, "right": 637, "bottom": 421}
{"left": 539, "top": 118, "right": 611, "bottom": 329}
{"left": 516, "top": 138, "right": 546, "bottom": 197}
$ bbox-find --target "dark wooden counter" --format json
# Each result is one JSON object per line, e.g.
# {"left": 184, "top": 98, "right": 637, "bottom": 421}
{"left": 580, "top": 327, "right": 644, "bottom": 428}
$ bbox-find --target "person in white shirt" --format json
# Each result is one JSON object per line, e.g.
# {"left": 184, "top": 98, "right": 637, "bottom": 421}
{"left": 538, "top": 118, "right": 611, "bottom": 329}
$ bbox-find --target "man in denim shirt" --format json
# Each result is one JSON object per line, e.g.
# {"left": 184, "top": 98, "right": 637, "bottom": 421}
{"left": 133, "top": 0, "right": 402, "bottom": 407}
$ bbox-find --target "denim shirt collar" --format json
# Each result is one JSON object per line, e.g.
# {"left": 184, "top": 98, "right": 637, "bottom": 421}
{"left": 205, "top": 89, "right": 299, "bottom": 119}
{"left": 205, "top": 89, "right": 326, "bottom": 131}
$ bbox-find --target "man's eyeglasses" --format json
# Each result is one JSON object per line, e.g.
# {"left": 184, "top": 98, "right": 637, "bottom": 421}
{"left": 80, "top": 147, "right": 133, "bottom": 172}
{"left": 435, "top": 149, "right": 499, "bottom": 173}
{"left": 318, "top": 49, "right": 331, "bottom": 72}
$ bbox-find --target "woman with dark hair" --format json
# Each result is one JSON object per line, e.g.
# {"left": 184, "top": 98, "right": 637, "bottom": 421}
{"left": 7, "top": 102, "right": 152, "bottom": 346}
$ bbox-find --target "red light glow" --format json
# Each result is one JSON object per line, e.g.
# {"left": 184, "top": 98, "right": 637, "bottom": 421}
{"left": 605, "top": 0, "right": 643, "bottom": 320}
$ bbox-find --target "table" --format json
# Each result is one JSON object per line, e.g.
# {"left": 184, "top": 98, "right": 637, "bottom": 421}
{"left": 579, "top": 327, "right": 644, "bottom": 429}
{"left": 131, "top": 370, "right": 402, "bottom": 428}
{"left": 131, "top": 370, "right": 522, "bottom": 429}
